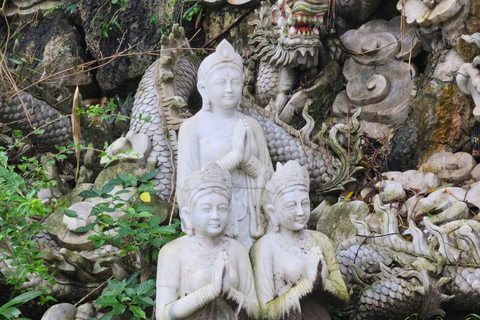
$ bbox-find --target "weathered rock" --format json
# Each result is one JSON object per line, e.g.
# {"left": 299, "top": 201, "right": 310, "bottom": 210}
{"left": 63, "top": 202, "right": 95, "bottom": 232}
{"left": 375, "top": 180, "right": 406, "bottom": 203}
{"left": 433, "top": 50, "right": 465, "bottom": 82}
{"left": 316, "top": 200, "right": 370, "bottom": 244}
{"left": 80, "top": 0, "right": 166, "bottom": 94}
{"left": 75, "top": 303, "right": 96, "bottom": 320}
{"left": 41, "top": 303, "right": 77, "bottom": 320}
{"left": 419, "top": 151, "right": 477, "bottom": 181}
{"left": 384, "top": 170, "right": 441, "bottom": 192}
{"left": 388, "top": 51, "right": 476, "bottom": 170}
{"left": 472, "top": 164, "right": 480, "bottom": 181}
{"left": 40, "top": 25, "right": 92, "bottom": 88}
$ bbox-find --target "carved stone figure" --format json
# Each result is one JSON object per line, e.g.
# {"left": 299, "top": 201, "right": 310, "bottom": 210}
{"left": 176, "top": 40, "right": 273, "bottom": 249}
{"left": 250, "top": 161, "right": 349, "bottom": 319}
{"left": 156, "top": 163, "right": 259, "bottom": 319}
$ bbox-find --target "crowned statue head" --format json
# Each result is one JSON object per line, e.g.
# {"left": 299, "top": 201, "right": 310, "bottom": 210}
{"left": 263, "top": 160, "right": 311, "bottom": 233}
{"left": 180, "top": 163, "right": 233, "bottom": 236}
{"left": 197, "top": 40, "right": 244, "bottom": 112}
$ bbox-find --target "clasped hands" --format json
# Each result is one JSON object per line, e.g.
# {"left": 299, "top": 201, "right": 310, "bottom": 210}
{"left": 232, "top": 119, "right": 259, "bottom": 166}
{"left": 306, "top": 246, "right": 328, "bottom": 292}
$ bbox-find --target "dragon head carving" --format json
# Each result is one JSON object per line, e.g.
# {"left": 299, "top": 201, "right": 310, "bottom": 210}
{"left": 250, "top": 0, "right": 329, "bottom": 69}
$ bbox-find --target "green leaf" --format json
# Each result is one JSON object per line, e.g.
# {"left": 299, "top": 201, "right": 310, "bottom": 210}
{"left": 135, "top": 279, "right": 155, "bottom": 296}
{"left": 74, "top": 225, "right": 94, "bottom": 233}
{"left": 111, "top": 303, "right": 126, "bottom": 315}
{"left": 0, "top": 290, "right": 43, "bottom": 311}
{"left": 117, "top": 173, "right": 138, "bottom": 187}
{"left": 135, "top": 296, "right": 154, "bottom": 307}
{"left": 96, "top": 295, "right": 118, "bottom": 307}
{"left": 0, "top": 307, "right": 21, "bottom": 318}
{"left": 63, "top": 209, "right": 78, "bottom": 218}
{"left": 148, "top": 215, "right": 160, "bottom": 228}
{"left": 158, "top": 225, "right": 177, "bottom": 235}
{"left": 79, "top": 189, "right": 101, "bottom": 199}
{"left": 150, "top": 237, "right": 165, "bottom": 248}
{"left": 108, "top": 279, "right": 126, "bottom": 294}
{"left": 129, "top": 305, "right": 146, "bottom": 319}
{"left": 139, "top": 169, "right": 160, "bottom": 182}
{"left": 101, "top": 179, "right": 119, "bottom": 194}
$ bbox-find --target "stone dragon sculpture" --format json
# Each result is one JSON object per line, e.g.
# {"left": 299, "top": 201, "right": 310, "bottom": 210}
{"left": 336, "top": 194, "right": 480, "bottom": 319}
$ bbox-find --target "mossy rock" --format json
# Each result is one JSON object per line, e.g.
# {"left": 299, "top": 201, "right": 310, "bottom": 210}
{"left": 316, "top": 200, "right": 370, "bottom": 245}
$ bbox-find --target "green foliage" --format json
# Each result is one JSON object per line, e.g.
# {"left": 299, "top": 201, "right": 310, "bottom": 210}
{"left": 94, "top": 0, "right": 128, "bottom": 39}
{"left": 159, "top": 0, "right": 203, "bottom": 35}
{"left": 96, "top": 271, "right": 155, "bottom": 320}
{"left": 76, "top": 94, "right": 133, "bottom": 126}
{"left": 43, "top": 2, "right": 80, "bottom": 17}
{"left": 75, "top": 169, "right": 181, "bottom": 259}
{"left": 71, "top": 170, "right": 181, "bottom": 318}
{"left": 0, "top": 151, "right": 56, "bottom": 294}
{"left": 181, "top": 0, "right": 202, "bottom": 22}
{"left": 0, "top": 290, "right": 43, "bottom": 320}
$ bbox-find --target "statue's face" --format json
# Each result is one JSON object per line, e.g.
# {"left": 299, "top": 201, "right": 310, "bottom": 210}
{"left": 273, "top": 186, "right": 310, "bottom": 232}
{"left": 204, "top": 65, "right": 243, "bottom": 110}
{"left": 191, "top": 192, "right": 230, "bottom": 237}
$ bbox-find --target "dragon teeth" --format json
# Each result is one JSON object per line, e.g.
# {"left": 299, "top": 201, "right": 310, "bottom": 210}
{"left": 289, "top": 26, "right": 296, "bottom": 35}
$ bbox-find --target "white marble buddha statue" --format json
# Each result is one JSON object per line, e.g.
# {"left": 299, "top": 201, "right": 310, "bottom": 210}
{"left": 156, "top": 163, "right": 259, "bottom": 319}
{"left": 176, "top": 40, "right": 273, "bottom": 250}
{"left": 250, "top": 161, "right": 350, "bottom": 320}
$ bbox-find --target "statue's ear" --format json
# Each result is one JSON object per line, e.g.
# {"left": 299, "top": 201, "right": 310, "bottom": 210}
{"left": 266, "top": 204, "right": 279, "bottom": 232}
{"left": 197, "top": 81, "right": 206, "bottom": 97}
{"left": 180, "top": 207, "right": 193, "bottom": 236}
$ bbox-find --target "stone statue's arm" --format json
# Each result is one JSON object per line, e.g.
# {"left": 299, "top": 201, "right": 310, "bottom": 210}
{"left": 156, "top": 284, "right": 219, "bottom": 320}
{"left": 241, "top": 119, "right": 273, "bottom": 179}
{"left": 156, "top": 246, "right": 219, "bottom": 320}
{"left": 317, "top": 235, "right": 350, "bottom": 307}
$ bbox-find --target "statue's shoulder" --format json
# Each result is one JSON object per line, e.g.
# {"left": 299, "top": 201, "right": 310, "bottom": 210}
{"left": 250, "top": 232, "right": 277, "bottom": 254}
{"left": 160, "top": 235, "right": 190, "bottom": 254}
{"left": 179, "top": 111, "right": 207, "bottom": 134}
{"left": 227, "top": 238, "right": 250, "bottom": 258}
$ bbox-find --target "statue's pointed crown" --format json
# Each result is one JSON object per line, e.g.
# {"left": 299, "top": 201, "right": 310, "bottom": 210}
{"left": 265, "top": 160, "right": 310, "bottom": 202}
{"left": 198, "top": 40, "right": 243, "bottom": 81}
{"left": 181, "top": 163, "right": 232, "bottom": 207}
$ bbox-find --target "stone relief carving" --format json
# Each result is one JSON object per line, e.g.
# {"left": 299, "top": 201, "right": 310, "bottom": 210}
{"left": 156, "top": 163, "right": 259, "bottom": 319}
{"left": 251, "top": 161, "right": 349, "bottom": 319}
{"left": 332, "top": 17, "right": 419, "bottom": 139}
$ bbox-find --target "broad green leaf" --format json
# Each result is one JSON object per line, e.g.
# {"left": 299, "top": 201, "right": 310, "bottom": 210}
{"left": 139, "top": 169, "right": 160, "bottom": 182}
{"left": 0, "top": 290, "right": 43, "bottom": 311}
{"left": 79, "top": 189, "right": 101, "bottom": 199}
{"left": 111, "top": 303, "right": 126, "bottom": 315}
{"left": 63, "top": 209, "right": 78, "bottom": 218}
{"left": 101, "top": 179, "right": 119, "bottom": 194}
{"left": 129, "top": 305, "right": 146, "bottom": 319}
{"left": 135, "top": 279, "right": 155, "bottom": 296}
{"left": 135, "top": 296, "right": 154, "bottom": 307}
{"left": 0, "top": 307, "right": 21, "bottom": 318}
